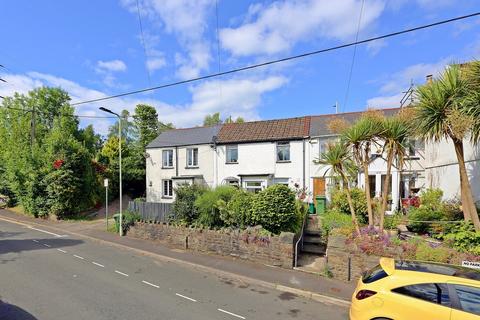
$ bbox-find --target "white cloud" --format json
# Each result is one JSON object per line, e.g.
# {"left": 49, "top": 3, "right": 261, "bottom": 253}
{"left": 96, "top": 59, "right": 127, "bottom": 72}
{"left": 366, "top": 58, "right": 451, "bottom": 108}
{"left": 1, "top": 71, "right": 287, "bottom": 133}
{"left": 121, "top": 0, "right": 214, "bottom": 79}
{"left": 146, "top": 56, "right": 166, "bottom": 73}
{"left": 220, "top": 0, "right": 385, "bottom": 57}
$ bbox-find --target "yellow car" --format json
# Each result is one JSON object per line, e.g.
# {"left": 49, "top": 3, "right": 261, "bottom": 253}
{"left": 350, "top": 257, "right": 480, "bottom": 320}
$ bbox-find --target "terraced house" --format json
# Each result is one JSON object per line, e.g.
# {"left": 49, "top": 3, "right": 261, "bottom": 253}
{"left": 145, "top": 108, "right": 427, "bottom": 212}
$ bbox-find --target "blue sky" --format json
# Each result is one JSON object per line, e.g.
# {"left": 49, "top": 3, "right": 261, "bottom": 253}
{"left": 1, "top": 0, "right": 479, "bottom": 133}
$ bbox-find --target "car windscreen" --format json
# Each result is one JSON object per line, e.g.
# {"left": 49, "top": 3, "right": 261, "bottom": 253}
{"left": 362, "top": 264, "right": 388, "bottom": 283}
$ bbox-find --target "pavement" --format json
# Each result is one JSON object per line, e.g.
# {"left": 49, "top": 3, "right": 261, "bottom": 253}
{"left": 0, "top": 209, "right": 354, "bottom": 319}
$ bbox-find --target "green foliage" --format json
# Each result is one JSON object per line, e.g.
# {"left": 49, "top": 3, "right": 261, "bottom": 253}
{"left": 121, "top": 210, "right": 141, "bottom": 233}
{"left": 407, "top": 189, "right": 463, "bottom": 234}
{"left": 172, "top": 184, "right": 206, "bottom": 223}
{"left": 250, "top": 184, "right": 297, "bottom": 234}
{"left": 415, "top": 242, "right": 451, "bottom": 263}
{"left": 321, "top": 209, "right": 354, "bottom": 235}
{"left": 331, "top": 187, "right": 368, "bottom": 223}
{"left": 194, "top": 186, "right": 237, "bottom": 227}
{"left": 444, "top": 222, "right": 480, "bottom": 255}
{"left": 203, "top": 112, "right": 222, "bottom": 126}
{"left": 220, "top": 190, "right": 254, "bottom": 228}
{"left": 384, "top": 213, "right": 403, "bottom": 230}
{"left": 133, "top": 104, "right": 159, "bottom": 149}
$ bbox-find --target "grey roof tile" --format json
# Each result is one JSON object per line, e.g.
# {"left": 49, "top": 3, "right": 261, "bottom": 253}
{"left": 146, "top": 125, "right": 222, "bottom": 148}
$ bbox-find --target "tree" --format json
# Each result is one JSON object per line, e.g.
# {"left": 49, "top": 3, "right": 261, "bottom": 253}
{"left": 414, "top": 65, "right": 480, "bottom": 231}
{"left": 316, "top": 142, "right": 360, "bottom": 233}
{"left": 378, "top": 115, "right": 410, "bottom": 232}
{"left": 224, "top": 116, "right": 245, "bottom": 124}
{"left": 341, "top": 114, "right": 383, "bottom": 227}
{"left": 203, "top": 112, "right": 222, "bottom": 126}
{"left": 108, "top": 110, "right": 137, "bottom": 142}
{"left": 133, "top": 104, "right": 159, "bottom": 149}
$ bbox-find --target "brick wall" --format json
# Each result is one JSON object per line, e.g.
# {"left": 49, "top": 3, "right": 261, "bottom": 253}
{"left": 128, "top": 222, "right": 295, "bottom": 268}
{"left": 326, "top": 232, "right": 379, "bottom": 282}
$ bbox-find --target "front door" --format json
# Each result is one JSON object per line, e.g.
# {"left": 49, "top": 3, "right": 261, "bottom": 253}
{"left": 313, "top": 177, "right": 325, "bottom": 204}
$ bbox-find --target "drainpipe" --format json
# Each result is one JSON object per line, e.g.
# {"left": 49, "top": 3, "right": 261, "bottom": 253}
{"left": 302, "top": 139, "right": 306, "bottom": 189}
{"left": 212, "top": 136, "right": 218, "bottom": 187}
{"left": 175, "top": 146, "right": 179, "bottom": 177}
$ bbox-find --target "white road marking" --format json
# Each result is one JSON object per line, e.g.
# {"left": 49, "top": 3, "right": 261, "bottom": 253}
{"left": 32, "top": 239, "right": 39, "bottom": 243}
{"left": 42, "top": 243, "right": 51, "bottom": 247}
{"left": 217, "top": 309, "right": 246, "bottom": 319}
{"left": 142, "top": 280, "right": 159, "bottom": 288}
{"left": 92, "top": 262, "right": 105, "bottom": 268}
{"left": 115, "top": 270, "right": 129, "bottom": 277}
{"left": 28, "top": 226, "right": 65, "bottom": 237}
{"left": 57, "top": 249, "right": 67, "bottom": 253}
{"left": 73, "top": 254, "right": 85, "bottom": 260}
{"left": 175, "top": 293, "right": 197, "bottom": 302}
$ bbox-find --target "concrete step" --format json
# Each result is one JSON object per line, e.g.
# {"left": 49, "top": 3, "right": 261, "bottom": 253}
{"left": 296, "top": 253, "right": 327, "bottom": 274}
{"left": 301, "top": 243, "right": 326, "bottom": 255}
{"left": 303, "top": 235, "right": 323, "bottom": 244}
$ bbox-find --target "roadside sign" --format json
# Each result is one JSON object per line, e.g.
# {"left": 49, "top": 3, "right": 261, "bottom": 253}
{"left": 462, "top": 261, "right": 480, "bottom": 270}
{"left": 104, "top": 178, "right": 109, "bottom": 187}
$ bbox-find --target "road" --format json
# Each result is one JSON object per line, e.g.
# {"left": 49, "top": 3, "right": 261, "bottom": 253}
{"left": 0, "top": 218, "right": 349, "bottom": 320}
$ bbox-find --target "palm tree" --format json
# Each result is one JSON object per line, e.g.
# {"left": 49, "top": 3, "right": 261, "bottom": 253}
{"left": 378, "top": 116, "right": 410, "bottom": 232}
{"left": 317, "top": 142, "right": 361, "bottom": 234}
{"left": 414, "top": 65, "right": 480, "bottom": 231}
{"left": 342, "top": 115, "right": 383, "bottom": 227}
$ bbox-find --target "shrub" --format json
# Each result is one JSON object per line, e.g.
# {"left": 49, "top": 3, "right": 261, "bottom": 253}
{"left": 444, "top": 222, "right": 480, "bottom": 255}
{"left": 119, "top": 210, "right": 141, "bottom": 234}
{"left": 407, "top": 206, "right": 444, "bottom": 234}
{"left": 415, "top": 242, "right": 451, "bottom": 263}
{"left": 419, "top": 188, "right": 444, "bottom": 211}
{"left": 330, "top": 187, "right": 368, "bottom": 223}
{"left": 172, "top": 184, "right": 206, "bottom": 223}
{"left": 250, "top": 184, "right": 297, "bottom": 234}
{"left": 220, "top": 190, "right": 254, "bottom": 228}
{"left": 384, "top": 213, "right": 402, "bottom": 230}
{"left": 321, "top": 209, "right": 353, "bottom": 236}
{"left": 195, "top": 186, "right": 237, "bottom": 228}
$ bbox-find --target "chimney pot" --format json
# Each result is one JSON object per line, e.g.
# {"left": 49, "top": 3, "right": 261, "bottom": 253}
{"left": 426, "top": 74, "right": 433, "bottom": 83}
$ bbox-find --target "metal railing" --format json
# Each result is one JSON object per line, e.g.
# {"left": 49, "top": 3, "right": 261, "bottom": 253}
{"left": 294, "top": 213, "right": 308, "bottom": 268}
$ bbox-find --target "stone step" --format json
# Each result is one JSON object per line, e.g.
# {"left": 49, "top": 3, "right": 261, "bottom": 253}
{"left": 301, "top": 243, "right": 326, "bottom": 255}
{"left": 304, "top": 229, "right": 321, "bottom": 237}
{"left": 303, "top": 235, "right": 323, "bottom": 244}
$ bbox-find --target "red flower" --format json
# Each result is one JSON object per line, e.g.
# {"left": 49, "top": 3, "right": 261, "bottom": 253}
{"left": 53, "top": 159, "right": 64, "bottom": 169}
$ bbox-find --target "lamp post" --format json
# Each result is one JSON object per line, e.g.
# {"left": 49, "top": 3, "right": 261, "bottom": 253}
{"left": 99, "top": 107, "right": 123, "bottom": 236}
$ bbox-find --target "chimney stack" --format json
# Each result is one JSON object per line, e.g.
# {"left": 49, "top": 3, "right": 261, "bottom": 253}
{"left": 426, "top": 74, "right": 433, "bottom": 84}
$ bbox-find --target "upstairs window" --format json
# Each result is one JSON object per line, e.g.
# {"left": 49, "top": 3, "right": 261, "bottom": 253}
{"left": 162, "top": 149, "right": 174, "bottom": 168}
{"left": 187, "top": 148, "right": 198, "bottom": 167}
{"left": 276, "top": 142, "right": 290, "bottom": 162}
{"left": 226, "top": 145, "right": 238, "bottom": 163}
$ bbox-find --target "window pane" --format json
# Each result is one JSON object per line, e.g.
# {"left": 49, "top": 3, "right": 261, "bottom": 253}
{"left": 226, "top": 145, "right": 238, "bottom": 163}
{"left": 277, "top": 143, "right": 290, "bottom": 161}
{"left": 193, "top": 148, "right": 198, "bottom": 166}
{"left": 455, "top": 285, "right": 480, "bottom": 315}
{"left": 392, "top": 283, "right": 450, "bottom": 305}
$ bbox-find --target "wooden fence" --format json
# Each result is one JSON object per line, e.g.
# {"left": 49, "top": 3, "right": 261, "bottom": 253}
{"left": 127, "top": 201, "right": 173, "bottom": 222}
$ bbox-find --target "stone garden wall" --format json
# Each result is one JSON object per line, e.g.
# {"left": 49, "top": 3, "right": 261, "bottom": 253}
{"left": 128, "top": 222, "right": 295, "bottom": 268}
{"left": 326, "top": 232, "right": 380, "bottom": 282}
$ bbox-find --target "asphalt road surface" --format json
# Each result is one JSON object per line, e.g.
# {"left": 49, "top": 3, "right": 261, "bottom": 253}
{"left": 0, "top": 218, "right": 349, "bottom": 320}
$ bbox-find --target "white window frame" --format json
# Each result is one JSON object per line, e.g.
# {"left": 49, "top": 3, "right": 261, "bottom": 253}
{"left": 276, "top": 142, "right": 290, "bottom": 162}
{"left": 162, "top": 179, "right": 173, "bottom": 198}
{"left": 226, "top": 145, "right": 238, "bottom": 163}
{"left": 274, "top": 178, "right": 289, "bottom": 186}
{"left": 162, "top": 149, "right": 174, "bottom": 168}
{"left": 244, "top": 181, "right": 263, "bottom": 193}
{"left": 186, "top": 148, "right": 199, "bottom": 167}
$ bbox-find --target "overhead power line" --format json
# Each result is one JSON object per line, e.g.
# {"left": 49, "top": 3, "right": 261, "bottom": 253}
{"left": 135, "top": 0, "right": 152, "bottom": 86}
{"left": 342, "top": 0, "right": 365, "bottom": 113}
{"left": 1, "top": 105, "right": 116, "bottom": 119}
{"left": 71, "top": 11, "right": 480, "bottom": 106}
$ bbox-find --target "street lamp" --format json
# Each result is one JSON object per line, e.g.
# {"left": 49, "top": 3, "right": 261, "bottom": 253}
{"left": 99, "top": 107, "right": 123, "bottom": 236}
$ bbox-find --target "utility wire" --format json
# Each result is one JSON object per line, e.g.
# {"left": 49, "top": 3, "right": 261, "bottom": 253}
{"left": 342, "top": 0, "right": 365, "bottom": 113}
{"left": 71, "top": 11, "right": 480, "bottom": 106}
{"left": 135, "top": 0, "right": 152, "bottom": 86}
{"left": 1, "top": 105, "right": 116, "bottom": 118}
